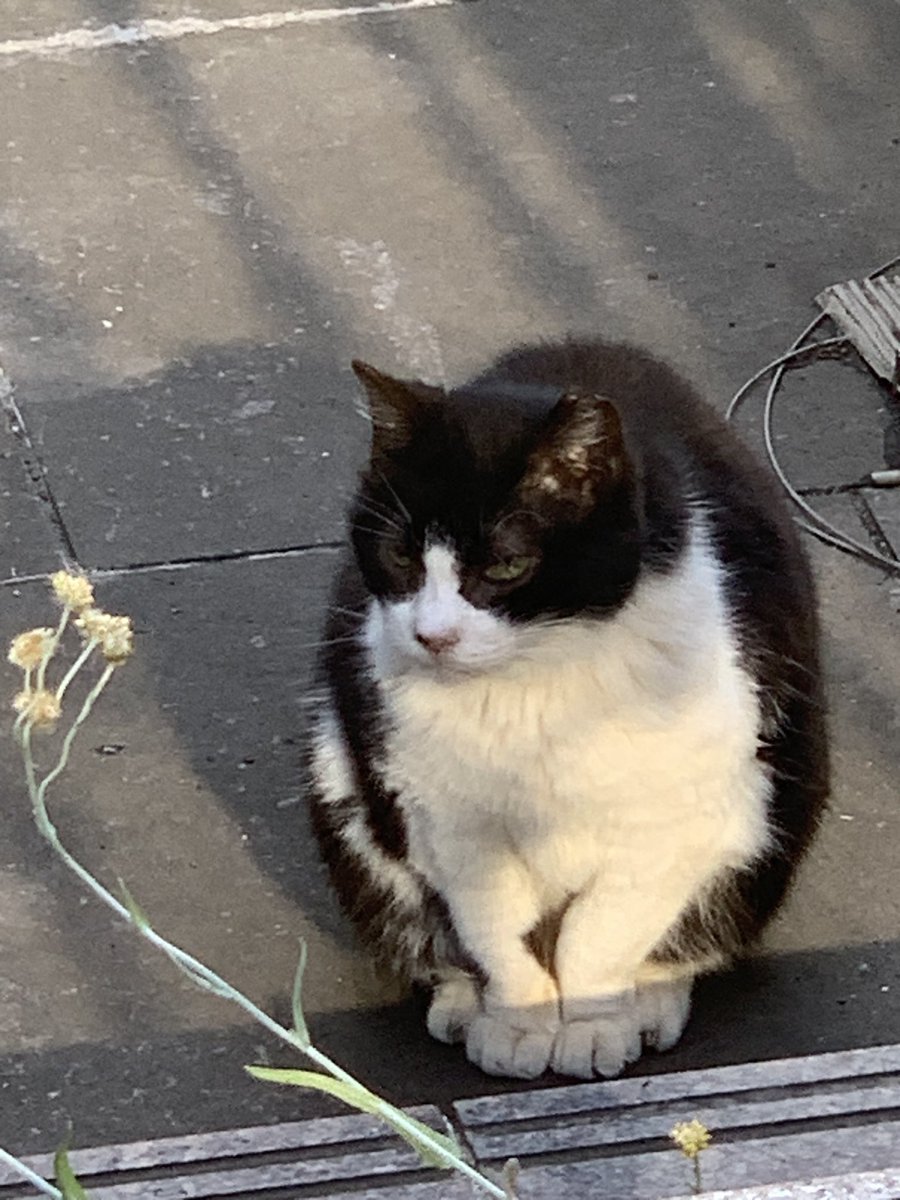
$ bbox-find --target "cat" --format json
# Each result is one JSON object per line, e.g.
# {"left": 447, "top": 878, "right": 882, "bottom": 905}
{"left": 306, "top": 337, "right": 828, "bottom": 1080}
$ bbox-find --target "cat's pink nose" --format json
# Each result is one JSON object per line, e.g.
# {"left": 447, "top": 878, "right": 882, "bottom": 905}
{"left": 415, "top": 629, "right": 461, "bottom": 655}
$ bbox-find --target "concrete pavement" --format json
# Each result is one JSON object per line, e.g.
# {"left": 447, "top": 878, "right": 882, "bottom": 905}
{"left": 1, "top": 0, "right": 899, "bottom": 1163}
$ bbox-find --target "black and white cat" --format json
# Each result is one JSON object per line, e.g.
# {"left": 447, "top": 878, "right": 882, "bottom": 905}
{"left": 307, "top": 338, "right": 828, "bottom": 1080}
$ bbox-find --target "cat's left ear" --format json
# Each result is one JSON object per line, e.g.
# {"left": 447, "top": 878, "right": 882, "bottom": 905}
{"left": 521, "top": 392, "right": 632, "bottom": 511}
{"left": 352, "top": 360, "right": 439, "bottom": 456}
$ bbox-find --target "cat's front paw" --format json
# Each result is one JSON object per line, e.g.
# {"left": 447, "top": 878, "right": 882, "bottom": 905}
{"left": 465, "top": 1002, "right": 560, "bottom": 1079}
{"left": 635, "top": 976, "right": 692, "bottom": 1051}
{"left": 427, "top": 975, "right": 482, "bottom": 1045}
{"left": 550, "top": 977, "right": 694, "bottom": 1077}
{"left": 551, "top": 999, "right": 642, "bottom": 1079}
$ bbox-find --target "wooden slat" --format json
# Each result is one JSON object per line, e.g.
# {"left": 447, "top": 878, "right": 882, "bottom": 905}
{"left": 816, "top": 274, "right": 900, "bottom": 384}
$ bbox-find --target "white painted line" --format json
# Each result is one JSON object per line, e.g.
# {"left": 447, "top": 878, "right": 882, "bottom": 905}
{"left": 0, "top": 0, "right": 455, "bottom": 60}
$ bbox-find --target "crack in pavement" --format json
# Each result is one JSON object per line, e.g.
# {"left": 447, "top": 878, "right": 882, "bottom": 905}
{"left": 0, "top": 367, "right": 79, "bottom": 567}
{"left": 0, "top": 540, "right": 345, "bottom": 588}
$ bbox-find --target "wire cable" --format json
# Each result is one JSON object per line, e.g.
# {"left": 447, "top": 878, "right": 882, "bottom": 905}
{"left": 725, "top": 334, "right": 846, "bottom": 422}
{"left": 727, "top": 253, "right": 900, "bottom": 575}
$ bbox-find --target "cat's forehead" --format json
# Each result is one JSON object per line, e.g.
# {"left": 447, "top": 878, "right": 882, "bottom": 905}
{"left": 362, "top": 396, "right": 549, "bottom": 540}
{"left": 444, "top": 380, "right": 563, "bottom": 461}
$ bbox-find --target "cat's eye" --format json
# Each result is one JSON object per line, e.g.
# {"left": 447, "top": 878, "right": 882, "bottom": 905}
{"left": 389, "top": 547, "right": 415, "bottom": 569}
{"left": 483, "top": 555, "right": 538, "bottom": 583}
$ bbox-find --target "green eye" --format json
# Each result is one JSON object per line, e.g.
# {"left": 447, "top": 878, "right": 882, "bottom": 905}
{"left": 483, "top": 555, "right": 537, "bottom": 582}
{"left": 389, "top": 547, "right": 414, "bottom": 569}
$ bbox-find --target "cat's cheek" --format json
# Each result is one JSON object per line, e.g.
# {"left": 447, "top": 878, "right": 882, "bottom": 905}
{"left": 363, "top": 596, "right": 419, "bottom": 676}
{"left": 450, "top": 610, "right": 519, "bottom": 669}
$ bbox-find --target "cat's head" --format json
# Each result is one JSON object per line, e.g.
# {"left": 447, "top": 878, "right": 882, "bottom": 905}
{"left": 349, "top": 360, "right": 645, "bottom": 677}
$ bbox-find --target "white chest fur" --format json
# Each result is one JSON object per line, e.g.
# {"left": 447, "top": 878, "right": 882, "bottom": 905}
{"left": 369, "top": 521, "right": 772, "bottom": 920}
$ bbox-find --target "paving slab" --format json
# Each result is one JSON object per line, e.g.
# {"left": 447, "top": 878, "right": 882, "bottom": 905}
{"left": 0, "top": 2, "right": 79, "bottom": 42}
{"left": 18, "top": 347, "right": 362, "bottom": 569}
{"left": 740, "top": 355, "right": 897, "bottom": 494}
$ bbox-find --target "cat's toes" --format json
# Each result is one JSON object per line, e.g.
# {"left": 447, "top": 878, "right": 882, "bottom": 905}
{"left": 427, "top": 976, "right": 482, "bottom": 1045}
{"left": 636, "top": 977, "right": 693, "bottom": 1052}
{"left": 551, "top": 1007, "right": 642, "bottom": 1079}
{"left": 465, "top": 1006, "right": 559, "bottom": 1079}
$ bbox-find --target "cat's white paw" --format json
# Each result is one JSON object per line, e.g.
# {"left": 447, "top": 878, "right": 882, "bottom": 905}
{"left": 551, "top": 1001, "right": 642, "bottom": 1079}
{"left": 427, "top": 976, "right": 482, "bottom": 1045}
{"left": 636, "top": 976, "right": 692, "bottom": 1051}
{"left": 465, "top": 1003, "right": 559, "bottom": 1079}
{"left": 551, "top": 977, "right": 694, "bottom": 1077}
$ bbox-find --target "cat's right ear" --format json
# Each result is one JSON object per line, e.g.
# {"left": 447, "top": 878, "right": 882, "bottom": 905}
{"left": 520, "top": 390, "right": 633, "bottom": 514}
{"left": 352, "top": 360, "right": 435, "bottom": 456}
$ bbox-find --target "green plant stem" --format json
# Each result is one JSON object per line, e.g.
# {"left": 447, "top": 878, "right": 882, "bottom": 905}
{"left": 54, "top": 638, "right": 99, "bottom": 705}
{"left": 13, "top": 663, "right": 34, "bottom": 738}
{"left": 37, "top": 663, "right": 115, "bottom": 808}
{"left": 693, "top": 1155, "right": 702, "bottom": 1194}
{"left": 37, "top": 608, "right": 70, "bottom": 692}
{"left": 19, "top": 673, "right": 506, "bottom": 1199}
{"left": 0, "top": 1146, "right": 61, "bottom": 1199}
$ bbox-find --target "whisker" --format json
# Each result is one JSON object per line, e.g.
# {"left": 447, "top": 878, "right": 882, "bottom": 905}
{"left": 374, "top": 467, "right": 412, "bottom": 525}
{"left": 328, "top": 605, "right": 366, "bottom": 621}
{"left": 351, "top": 523, "right": 393, "bottom": 538}
{"left": 355, "top": 497, "right": 397, "bottom": 517}
{"left": 296, "top": 635, "right": 361, "bottom": 651}
{"left": 353, "top": 501, "right": 404, "bottom": 533}
{"left": 356, "top": 493, "right": 402, "bottom": 519}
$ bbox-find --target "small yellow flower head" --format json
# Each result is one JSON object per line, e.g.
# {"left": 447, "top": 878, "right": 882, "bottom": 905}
{"left": 13, "top": 688, "right": 62, "bottom": 729}
{"left": 75, "top": 608, "right": 133, "bottom": 663}
{"left": 670, "top": 1120, "right": 712, "bottom": 1159}
{"left": 8, "top": 628, "right": 56, "bottom": 670}
{"left": 50, "top": 570, "right": 94, "bottom": 611}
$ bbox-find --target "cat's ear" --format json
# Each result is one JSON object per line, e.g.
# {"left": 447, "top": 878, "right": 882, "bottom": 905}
{"left": 352, "top": 360, "right": 437, "bottom": 455}
{"left": 521, "top": 392, "right": 631, "bottom": 511}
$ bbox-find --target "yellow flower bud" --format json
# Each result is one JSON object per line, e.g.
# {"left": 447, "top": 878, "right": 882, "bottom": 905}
{"left": 8, "top": 628, "right": 55, "bottom": 670}
{"left": 13, "top": 688, "right": 62, "bottom": 729}
{"left": 50, "top": 570, "right": 94, "bottom": 611}
{"left": 670, "top": 1119, "right": 712, "bottom": 1158}
{"left": 75, "top": 608, "right": 133, "bottom": 663}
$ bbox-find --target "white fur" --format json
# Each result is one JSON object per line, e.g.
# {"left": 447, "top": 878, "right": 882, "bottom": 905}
{"left": 309, "top": 707, "right": 355, "bottom": 801}
{"left": 362, "top": 512, "right": 771, "bottom": 1077}
{"left": 412, "top": 545, "right": 464, "bottom": 646}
